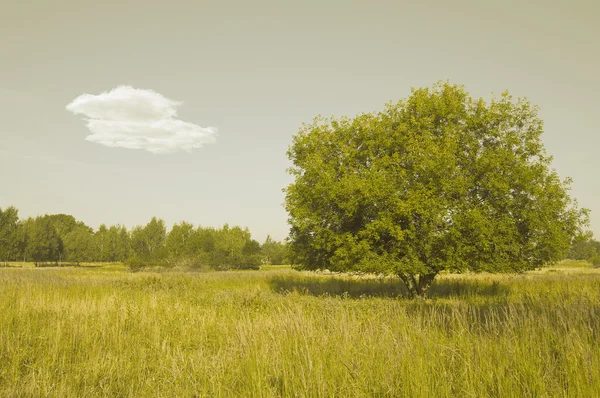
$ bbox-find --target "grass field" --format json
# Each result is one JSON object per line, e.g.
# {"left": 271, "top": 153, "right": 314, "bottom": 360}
{"left": 1, "top": 261, "right": 599, "bottom": 397}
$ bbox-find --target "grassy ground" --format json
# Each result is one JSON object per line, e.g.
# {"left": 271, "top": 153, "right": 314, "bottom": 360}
{"left": 0, "top": 261, "right": 599, "bottom": 397}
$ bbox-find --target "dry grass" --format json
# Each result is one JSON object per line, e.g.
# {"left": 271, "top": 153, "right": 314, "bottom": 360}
{"left": 1, "top": 261, "right": 599, "bottom": 397}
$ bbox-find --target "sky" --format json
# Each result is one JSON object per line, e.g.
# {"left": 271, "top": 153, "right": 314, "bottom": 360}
{"left": 0, "top": 0, "right": 598, "bottom": 242}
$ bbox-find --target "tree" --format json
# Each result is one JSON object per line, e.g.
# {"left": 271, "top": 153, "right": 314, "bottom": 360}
{"left": 25, "top": 216, "right": 62, "bottom": 266}
{"left": 285, "top": 82, "right": 589, "bottom": 297}
{"left": 109, "top": 225, "right": 131, "bottom": 262}
{"left": 165, "top": 221, "right": 197, "bottom": 257}
{"left": 46, "top": 214, "right": 83, "bottom": 263}
{"left": 63, "top": 226, "right": 95, "bottom": 265}
{"left": 196, "top": 227, "right": 216, "bottom": 253}
{"left": 242, "top": 238, "right": 262, "bottom": 268}
{"left": 130, "top": 217, "right": 167, "bottom": 260}
{"left": 96, "top": 225, "right": 131, "bottom": 262}
{"left": 0, "top": 206, "right": 20, "bottom": 264}
{"left": 94, "top": 224, "right": 110, "bottom": 262}
{"left": 210, "top": 224, "right": 262, "bottom": 269}
{"left": 568, "top": 232, "right": 600, "bottom": 263}
{"left": 261, "top": 235, "right": 289, "bottom": 265}
{"left": 12, "top": 222, "right": 28, "bottom": 263}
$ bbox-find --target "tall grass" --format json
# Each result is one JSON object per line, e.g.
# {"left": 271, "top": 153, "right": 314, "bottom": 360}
{"left": 1, "top": 263, "right": 599, "bottom": 396}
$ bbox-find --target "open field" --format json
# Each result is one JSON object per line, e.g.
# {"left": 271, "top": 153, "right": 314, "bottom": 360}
{"left": 1, "top": 262, "right": 599, "bottom": 397}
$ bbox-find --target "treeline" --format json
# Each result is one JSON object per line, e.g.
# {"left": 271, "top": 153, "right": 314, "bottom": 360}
{"left": 0, "top": 206, "right": 288, "bottom": 270}
{"left": 568, "top": 235, "right": 600, "bottom": 266}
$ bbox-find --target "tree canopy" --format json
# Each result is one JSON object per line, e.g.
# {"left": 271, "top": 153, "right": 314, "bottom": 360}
{"left": 0, "top": 207, "right": 287, "bottom": 269}
{"left": 0, "top": 206, "right": 20, "bottom": 264}
{"left": 285, "top": 82, "right": 589, "bottom": 297}
{"left": 568, "top": 232, "right": 600, "bottom": 266}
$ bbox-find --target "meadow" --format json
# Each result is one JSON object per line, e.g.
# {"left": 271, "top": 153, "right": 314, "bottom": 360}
{"left": 1, "top": 261, "right": 599, "bottom": 397}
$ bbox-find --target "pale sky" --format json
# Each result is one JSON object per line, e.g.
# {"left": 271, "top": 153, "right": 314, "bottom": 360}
{"left": 1, "top": 0, "right": 598, "bottom": 242}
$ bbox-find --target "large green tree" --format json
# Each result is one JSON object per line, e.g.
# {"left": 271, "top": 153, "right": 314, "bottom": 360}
{"left": 285, "top": 82, "right": 589, "bottom": 297}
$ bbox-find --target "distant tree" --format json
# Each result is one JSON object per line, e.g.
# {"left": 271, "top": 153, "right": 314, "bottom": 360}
{"left": 0, "top": 206, "right": 20, "bottom": 264}
{"left": 26, "top": 216, "right": 62, "bottom": 266}
{"left": 242, "top": 238, "right": 262, "bottom": 267}
{"left": 18, "top": 218, "right": 35, "bottom": 262}
{"left": 165, "top": 221, "right": 197, "bottom": 257}
{"left": 209, "top": 224, "right": 262, "bottom": 269}
{"left": 285, "top": 82, "right": 589, "bottom": 297}
{"left": 47, "top": 214, "right": 78, "bottom": 236}
{"left": 109, "top": 225, "right": 131, "bottom": 262}
{"left": 196, "top": 227, "right": 217, "bottom": 253}
{"left": 89, "top": 224, "right": 130, "bottom": 262}
{"left": 568, "top": 233, "right": 600, "bottom": 263}
{"left": 130, "top": 217, "right": 167, "bottom": 260}
{"left": 1, "top": 206, "right": 279, "bottom": 270}
{"left": 212, "top": 224, "right": 246, "bottom": 268}
{"left": 63, "top": 226, "right": 95, "bottom": 265}
{"left": 261, "top": 235, "right": 289, "bottom": 265}
{"left": 94, "top": 224, "right": 110, "bottom": 262}
{"left": 46, "top": 214, "right": 85, "bottom": 263}
{"left": 12, "top": 222, "right": 28, "bottom": 263}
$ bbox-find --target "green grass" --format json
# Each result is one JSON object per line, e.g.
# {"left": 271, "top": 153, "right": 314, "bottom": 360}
{"left": 1, "top": 261, "right": 599, "bottom": 397}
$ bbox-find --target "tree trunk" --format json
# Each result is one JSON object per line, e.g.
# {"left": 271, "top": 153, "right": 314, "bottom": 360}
{"left": 398, "top": 272, "right": 438, "bottom": 298}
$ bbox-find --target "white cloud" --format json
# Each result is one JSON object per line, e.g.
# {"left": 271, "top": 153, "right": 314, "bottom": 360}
{"left": 66, "top": 86, "right": 217, "bottom": 153}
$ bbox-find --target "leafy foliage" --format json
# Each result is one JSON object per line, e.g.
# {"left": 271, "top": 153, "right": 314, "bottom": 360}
{"left": 285, "top": 82, "right": 589, "bottom": 296}
{"left": 0, "top": 206, "right": 285, "bottom": 271}
{"left": 261, "top": 235, "right": 290, "bottom": 265}
{"left": 63, "top": 226, "right": 95, "bottom": 265}
{"left": 131, "top": 217, "right": 168, "bottom": 261}
{"left": 0, "top": 206, "right": 20, "bottom": 264}
{"left": 24, "top": 216, "right": 62, "bottom": 265}
{"left": 568, "top": 233, "right": 600, "bottom": 267}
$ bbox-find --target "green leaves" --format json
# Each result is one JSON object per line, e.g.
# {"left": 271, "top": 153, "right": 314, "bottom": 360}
{"left": 0, "top": 206, "right": 20, "bottom": 263}
{"left": 285, "top": 82, "right": 589, "bottom": 296}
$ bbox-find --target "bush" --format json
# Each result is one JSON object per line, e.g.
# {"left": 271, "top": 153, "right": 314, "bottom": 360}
{"left": 165, "top": 253, "right": 213, "bottom": 271}
{"left": 237, "top": 254, "right": 262, "bottom": 270}
{"left": 124, "top": 257, "right": 154, "bottom": 272}
{"left": 126, "top": 253, "right": 220, "bottom": 272}
{"left": 125, "top": 251, "right": 262, "bottom": 272}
